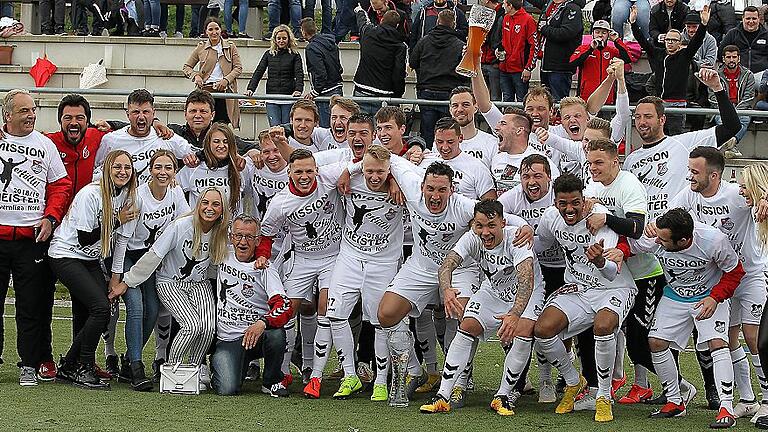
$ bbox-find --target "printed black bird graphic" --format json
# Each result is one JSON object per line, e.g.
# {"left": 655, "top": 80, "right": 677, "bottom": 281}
{"left": 351, "top": 197, "right": 382, "bottom": 233}
{"left": 143, "top": 221, "right": 162, "bottom": 248}
{"left": 179, "top": 249, "right": 206, "bottom": 279}
{"left": 256, "top": 191, "right": 273, "bottom": 217}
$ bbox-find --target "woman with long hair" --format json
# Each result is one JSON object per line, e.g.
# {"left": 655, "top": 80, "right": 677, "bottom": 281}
{"left": 48, "top": 150, "right": 138, "bottom": 390}
{"left": 183, "top": 16, "right": 243, "bottom": 127}
{"left": 177, "top": 123, "right": 250, "bottom": 215}
{"left": 113, "top": 187, "right": 231, "bottom": 387}
{"left": 117, "top": 150, "right": 191, "bottom": 391}
{"left": 245, "top": 24, "right": 304, "bottom": 126}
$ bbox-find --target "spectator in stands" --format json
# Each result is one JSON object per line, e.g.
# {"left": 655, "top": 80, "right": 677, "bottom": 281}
{"left": 612, "top": 0, "right": 649, "bottom": 40}
{"left": 224, "top": 0, "right": 250, "bottom": 37}
{"left": 755, "top": 73, "right": 768, "bottom": 111}
{"left": 302, "top": 18, "right": 344, "bottom": 128}
{"left": 410, "top": 0, "right": 467, "bottom": 48}
{"left": 683, "top": 12, "right": 717, "bottom": 69}
{"left": 353, "top": 8, "right": 408, "bottom": 115}
{"left": 77, "top": 0, "right": 108, "bottom": 36}
{"left": 0, "top": 2, "right": 12, "bottom": 18}
{"left": 142, "top": 0, "right": 162, "bottom": 36}
{"left": 528, "top": 0, "right": 584, "bottom": 102}
{"left": 196, "top": 0, "right": 222, "bottom": 37}
{"left": 246, "top": 25, "right": 304, "bottom": 127}
{"left": 480, "top": 0, "right": 505, "bottom": 102}
{"left": 266, "top": 0, "right": 301, "bottom": 39}
{"left": 569, "top": 20, "right": 631, "bottom": 104}
{"left": 333, "top": 0, "right": 357, "bottom": 42}
{"left": 496, "top": 0, "right": 537, "bottom": 103}
{"left": 184, "top": 17, "right": 243, "bottom": 128}
{"left": 367, "top": 0, "right": 411, "bottom": 41}
{"left": 649, "top": 0, "right": 689, "bottom": 48}
{"left": 39, "top": 0, "right": 65, "bottom": 35}
{"left": 160, "top": 5, "right": 185, "bottom": 37}
{"left": 719, "top": 6, "right": 768, "bottom": 75}
{"left": 709, "top": 45, "right": 755, "bottom": 148}
{"left": 706, "top": 0, "right": 736, "bottom": 44}
{"left": 411, "top": 10, "right": 468, "bottom": 148}
{"left": 303, "top": 0, "right": 332, "bottom": 35}
{"left": 632, "top": 4, "right": 709, "bottom": 135}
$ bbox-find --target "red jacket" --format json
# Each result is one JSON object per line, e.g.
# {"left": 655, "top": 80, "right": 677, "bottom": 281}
{"left": 499, "top": 9, "right": 537, "bottom": 74}
{"left": 47, "top": 127, "right": 108, "bottom": 207}
{"left": 569, "top": 40, "right": 632, "bottom": 104}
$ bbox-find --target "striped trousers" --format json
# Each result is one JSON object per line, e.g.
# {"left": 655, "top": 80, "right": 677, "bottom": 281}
{"left": 156, "top": 280, "right": 216, "bottom": 365}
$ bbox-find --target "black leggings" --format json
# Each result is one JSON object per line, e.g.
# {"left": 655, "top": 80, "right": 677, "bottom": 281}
{"left": 51, "top": 257, "right": 110, "bottom": 365}
{"left": 757, "top": 296, "right": 768, "bottom": 382}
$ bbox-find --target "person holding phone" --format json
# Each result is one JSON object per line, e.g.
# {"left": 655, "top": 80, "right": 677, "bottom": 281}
{"left": 569, "top": 20, "right": 632, "bottom": 104}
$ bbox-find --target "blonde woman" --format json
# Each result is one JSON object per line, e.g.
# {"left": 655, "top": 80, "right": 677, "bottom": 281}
{"left": 49, "top": 150, "right": 139, "bottom": 391}
{"left": 183, "top": 17, "right": 243, "bottom": 128}
{"left": 114, "top": 187, "right": 230, "bottom": 386}
{"left": 245, "top": 25, "right": 304, "bottom": 126}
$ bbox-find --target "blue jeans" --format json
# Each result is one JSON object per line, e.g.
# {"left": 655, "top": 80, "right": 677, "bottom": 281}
{"left": 191, "top": 5, "right": 201, "bottom": 36}
{"left": 160, "top": 5, "right": 185, "bottom": 33}
{"left": 540, "top": 71, "right": 572, "bottom": 102}
{"left": 268, "top": 0, "right": 301, "bottom": 34}
{"left": 317, "top": 88, "right": 343, "bottom": 128}
{"left": 418, "top": 89, "right": 451, "bottom": 150}
{"left": 500, "top": 71, "right": 529, "bottom": 102}
{"left": 143, "top": 0, "right": 161, "bottom": 27}
{"left": 482, "top": 63, "right": 502, "bottom": 102}
{"left": 266, "top": 103, "right": 292, "bottom": 126}
{"left": 304, "top": 0, "right": 332, "bottom": 34}
{"left": 211, "top": 330, "right": 286, "bottom": 395}
{"left": 333, "top": 0, "right": 356, "bottom": 42}
{"left": 612, "top": 0, "right": 650, "bottom": 40}
{"left": 714, "top": 114, "right": 750, "bottom": 143}
{"left": 756, "top": 100, "right": 768, "bottom": 111}
{"left": 224, "top": 0, "right": 248, "bottom": 33}
{"left": 123, "top": 252, "right": 160, "bottom": 363}
{"left": 0, "top": 2, "right": 13, "bottom": 18}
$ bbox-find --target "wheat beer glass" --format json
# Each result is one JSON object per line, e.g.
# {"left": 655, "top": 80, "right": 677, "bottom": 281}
{"left": 456, "top": 4, "right": 497, "bottom": 78}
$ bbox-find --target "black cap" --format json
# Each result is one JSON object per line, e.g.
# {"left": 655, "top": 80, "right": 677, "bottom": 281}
{"left": 684, "top": 13, "right": 701, "bottom": 24}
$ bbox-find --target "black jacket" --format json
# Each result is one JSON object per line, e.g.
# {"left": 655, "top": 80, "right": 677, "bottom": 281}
{"left": 410, "top": 25, "right": 470, "bottom": 92}
{"left": 353, "top": 10, "right": 408, "bottom": 97}
{"left": 305, "top": 33, "right": 344, "bottom": 97}
{"left": 536, "top": 0, "right": 584, "bottom": 72}
{"left": 707, "top": 0, "right": 737, "bottom": 44}
{"left": 247, "top": 48, "right": 304, "bottom": 94}
{"left": 649, "top": 0, "right": 689, "bottom": 48}
{"left": 482, "top": 4, "right": 506, "bottom": 65}
{"left": 719, "top": 23, "right": 768, "bottom": 74}
{"left": 410, "top": 1, "right": 468, "bottom": 49}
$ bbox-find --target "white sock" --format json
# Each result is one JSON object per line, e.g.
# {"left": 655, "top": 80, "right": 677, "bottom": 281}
{"left": 732, "top": 346, "right": 756, "bottom": 402}
{"left": 310, "top": 315, "right": 332, "bottom": 379}
{"left": 634, "top": 364, "right": 649, "bottom": 388}
{"left": 753, "top": 354, "right": 768, "bottom": 403}
{"left": 455, "top": 338, "right": 478, "bottom": 389}
{"left": 300, "top": 313, "right": 317, "bottom": 371}
{"left": 282, "top": 317, "right": 296, "bottom": 375}
{"left": 443, "top": 318, "right": 458, "bottom": 352}
{"left": 613, "top": 330, "right": 626, "bottom": 380}
{"left": 330, "top": 318, "right": 356, "bottom": 377}
{"left": 374, "top": 327, "right": 389, "bottom": 386}
{"left": 436, "top": 330, "right": 476, "bottom": 399}
{"left": 537, "top": 336, "right": 579, "bottom": 386}
{"left": 712, "top": 347, "right": 735, "bottom": 413}
{"left": 154, "top": 308, "right": 171, "bottom": 361}
{"left": 536, "top": 348, "right": 553, "bottom": 384}
{"left": 652, "top": 349, "right": 682, "bottom": 404}
{"left": 496, "top": 336, "right": 533, "bottom": 396}
{"left": 103, "top": 304, "right": 119, "bottom": 357}
{"left": 595, "top": 333, "right": 617, "bottom": 399}
{"left": 415, "top": 311, "right": 438, "bottom": 374}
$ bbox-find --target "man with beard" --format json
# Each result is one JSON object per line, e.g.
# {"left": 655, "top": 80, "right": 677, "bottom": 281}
{"left": 448, "top": 87, "right": 498, "bottom": 168}
{"left": 709, "top": 45, "right": 755, "bottom": 157}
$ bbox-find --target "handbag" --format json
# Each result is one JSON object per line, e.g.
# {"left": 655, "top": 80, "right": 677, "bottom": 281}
{"left": 159, "top": 363, "right": 201, "bottom": 395}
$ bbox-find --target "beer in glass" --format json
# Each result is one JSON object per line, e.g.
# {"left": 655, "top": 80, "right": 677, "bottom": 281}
{"left": 456, "top": 4, "right": 497, "bottom": 78}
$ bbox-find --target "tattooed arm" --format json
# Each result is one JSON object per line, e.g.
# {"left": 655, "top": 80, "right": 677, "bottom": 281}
{"left": 497, "top": 257, "right": 534, "bottom": 344}
{"left": 439, "top": 251, "right": 465, "bottom": 319}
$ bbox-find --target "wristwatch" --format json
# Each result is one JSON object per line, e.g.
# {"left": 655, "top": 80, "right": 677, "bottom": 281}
{"left": 45, "top": 215, "right": 58, "bottom": 229}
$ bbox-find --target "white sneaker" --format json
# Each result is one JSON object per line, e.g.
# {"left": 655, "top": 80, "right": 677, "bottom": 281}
{"left": 539, "top": 380, "right": 557, "bottom": 403}
{"left": 574, "top": 387, "right": 597, "bottom": 411}
{"left": 159, "top": 31, "right": 167, "bottom": 38}
{"left": 198, "top": 381, "right": 207, "bottom": 392}
{"left": 200, "top": 364, "right": 211, "bottom": 386}
{"left": 750, "top": 403, "right": 768, "bottom": 423}
{"left": 680, "top": 378, "right": 697, "bottom": 406}
{"left": 174, "top": 31, "right": 184, "bottom": 38}
{"left": 734, "top": 400, "right": 760, "bottom": 418}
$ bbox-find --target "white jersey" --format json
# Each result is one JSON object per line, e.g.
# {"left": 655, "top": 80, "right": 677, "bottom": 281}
{"left": 151, "top": 215, "right": 212, "bottom": 284}
{"left": 288, "top": 127, "right": 333, "bottom": 153}
{"left": 389, "top": 157, "right": 476, "bottom": 272}
{"left": 0, "top": 131, "right": 68, "bottom": 227}
{"left": 176, "top": 158, "right": 253, "bottom": 214}
{"left": 452, "top": 225, "right": 541, "bottom": 302}
{"left": 251, "top": 164, "right": 289, "bottom": 260}
{"left": 669, "top": 181, "right": 768, "bottom": 275}
{"left": 314, "top": 127, "right": 347, "bottom": 150}
{"left": 313, "top": 147, "right": 354, "bottom": 166}
{"left": 544, "top": 134, "right": 591, "bottom": 183}
{"left": 95, "top": 127, "right": 195, "bottom": 184}
{"left": 584, "top": 170, "right": 662, "bottom": 279}
{"left": 260, "top": 162, "right": 346, "bottom": 259}
{"left": 217, "top": 253, "right": 286, "bottom": 341}
{"left": 420, "top": 151, "right": 495, "bottom": 199}
{"left": 629, "top": 222, "right": 740, "bottom": 302}
{"left": 341, "top": 174, "right": 404, "bottom": 262}
{"left": 498, "top": 185, "right": 564, "bottom": 267}
{"left": 623, "top": 128, "right": 717, "bottom": 221}
{"left": 491, "top": 148, "right": 560, "bottom": 195}
{"left": 49, "top": 183, "right": 133, "bottom": 260}
{"left": 128, "top": 183, "right": 191, "bottom": 251}
{"left": 479, "top": 104, "right": 562, "bottom": 163}
{"left": 460, "top": 129, "right": 497, "bottom": 168}
{"left": 537, "top": 205, "right": 636, "bottom": 292}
